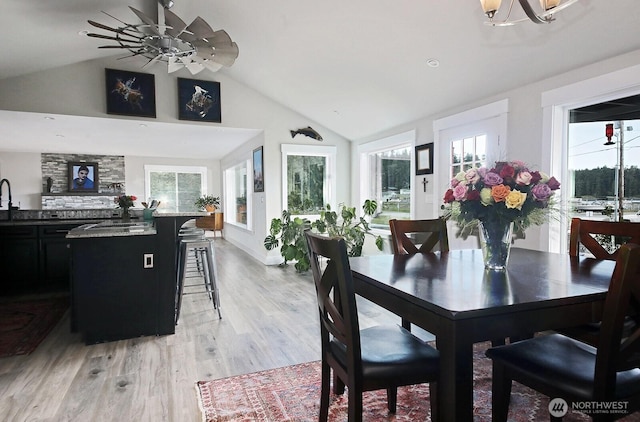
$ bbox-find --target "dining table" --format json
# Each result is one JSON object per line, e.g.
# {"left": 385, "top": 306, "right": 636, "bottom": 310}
{"left": 349, "top": 247, "right": 616, "bottom": 422}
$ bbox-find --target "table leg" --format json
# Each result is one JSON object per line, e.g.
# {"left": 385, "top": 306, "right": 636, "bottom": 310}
{"left": 436, "top": 328, "right": 474, "bottom": 422}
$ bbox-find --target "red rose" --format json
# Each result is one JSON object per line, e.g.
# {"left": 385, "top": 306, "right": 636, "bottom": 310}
{"left": 499, "top": 164, "right": 515, "bottom": 179}
{"left": 467, "top": 190, "right": 480, "bottom": 201}
{"left": 443, "top": 189, "right": 455, "bottom": 203}
{"left": 547, "top": 177, "right": 561, "bottom": 191}
{"left": 530, "top": 171, "right": 542, "bottom": 184}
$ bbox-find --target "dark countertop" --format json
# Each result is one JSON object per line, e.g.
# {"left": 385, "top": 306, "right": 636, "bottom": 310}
{"left": 0, "top": 218, "right": 140, "bottom": 227}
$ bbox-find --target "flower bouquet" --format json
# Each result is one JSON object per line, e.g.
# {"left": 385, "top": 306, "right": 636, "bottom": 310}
{"left": 114, "top": 194, "right": 137, "bottom": 220}
{"left": 443, "top": 160, "right": 560, "bottom": 269}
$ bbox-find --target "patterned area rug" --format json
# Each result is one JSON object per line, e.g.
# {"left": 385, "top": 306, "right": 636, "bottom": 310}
{"left": 0, "top": 295, "right": 69, "bottom": 358}
{"left": 197, "top": 343, "right": 640, "bottom": 421}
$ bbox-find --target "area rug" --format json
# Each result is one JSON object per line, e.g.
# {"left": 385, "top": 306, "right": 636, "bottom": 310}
{"left": 0, "top": 295, "right": 69, "bottom": 358}
{"left": 196, "top": 343, "right": 640, "bottom": 421}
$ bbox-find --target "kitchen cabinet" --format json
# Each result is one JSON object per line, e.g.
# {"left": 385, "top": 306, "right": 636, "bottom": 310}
{"left": 0, "top": 226, "right": 39, "bottom": 295}
{"left": 0, "top": 222, "right": 84, "bottom": 296}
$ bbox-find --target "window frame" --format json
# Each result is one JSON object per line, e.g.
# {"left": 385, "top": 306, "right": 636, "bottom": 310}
{"left": 281, "top": 144, "right": 337, "bottom": 218}
{"left": 223, "top": 159, "right": 251, "bottom": 229}
{"left": 144, "top": 164, "right": 208, "bottom": 212}
{"left": 357, "top": 130, "right": 415, "bottom": 231}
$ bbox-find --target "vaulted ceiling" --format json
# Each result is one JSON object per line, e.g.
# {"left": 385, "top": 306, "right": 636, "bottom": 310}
{"left": 2, "top": 0, "right": 640, "bottom": 157}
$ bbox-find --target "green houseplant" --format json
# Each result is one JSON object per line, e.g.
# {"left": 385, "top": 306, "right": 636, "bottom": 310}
{"left": 264, "top": 199, "right": 383, "bottom": 272}
{"left": 194, "top": 195, "right": 220, "bottom": 212}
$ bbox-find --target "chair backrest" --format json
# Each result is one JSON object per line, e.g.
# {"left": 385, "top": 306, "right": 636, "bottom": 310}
{"left": 305, "top": 230, "right": 363, "bottom": 377}
{"left": 594, "top": 243, "right": 640, "bottom": 399}
{"left": 389, "top": 218, "right": 450, "bottom": 255}
{"left": 569, "top": 218, "right": 640, "bottom": 260}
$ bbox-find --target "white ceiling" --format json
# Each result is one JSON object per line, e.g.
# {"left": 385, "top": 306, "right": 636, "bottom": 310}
{"left": 2, "top": 0, "right": 640, "bottom": 158}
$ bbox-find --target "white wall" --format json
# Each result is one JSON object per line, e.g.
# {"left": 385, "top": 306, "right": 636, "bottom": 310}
{"left": 351, "top": 49, "right": 640, "bottom": 252}
{"left": 0, "top": 152, "right": 41, "bottom": 209}
{"left": 0, "top": 55, "right": 350, "bottom": 264}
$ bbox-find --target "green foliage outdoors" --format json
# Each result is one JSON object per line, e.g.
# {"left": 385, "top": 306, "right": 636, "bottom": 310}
{"left": 264, "top": 199, "right": 384, "bottom": 272}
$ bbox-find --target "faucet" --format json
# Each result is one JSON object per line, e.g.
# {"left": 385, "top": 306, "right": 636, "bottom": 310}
{"left": 0, "top": 178, "right": 13, "bottom": 221}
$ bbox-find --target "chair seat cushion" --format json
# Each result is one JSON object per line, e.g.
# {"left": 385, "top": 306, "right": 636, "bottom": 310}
{"left": 331, "top": 325, "right": 439, "bottom": 383}
{"left": 486, "top": 333, "right": 640, "bottom": 399}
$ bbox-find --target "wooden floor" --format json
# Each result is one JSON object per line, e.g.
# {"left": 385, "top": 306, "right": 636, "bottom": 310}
{"left": 0, "top": 238, "right": 414, "bottom": 421}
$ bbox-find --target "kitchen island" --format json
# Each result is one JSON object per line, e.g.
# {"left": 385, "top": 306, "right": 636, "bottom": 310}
{"left": 67, "top": 212, "right": 207, "bottom": 344}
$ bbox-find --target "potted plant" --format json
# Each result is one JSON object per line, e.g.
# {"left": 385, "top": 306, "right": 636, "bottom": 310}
{"left": 264, "top": 200, "right": 383, "bottom": 272}
{"left": 194, "top": 195, "right": 220, "bottom": 213}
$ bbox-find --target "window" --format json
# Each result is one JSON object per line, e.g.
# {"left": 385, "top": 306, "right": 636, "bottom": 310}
{"left": 144, "top": 165, "right": 207, "bottom": 212}
{"left": 358, "top": 131, "right": 414, "bottom": 229}
{"left": 449, "top": 135, "right": 487, "bottom": 178}
{"left": 224, "top": 160, "right": 250, "bottom": 227}
{"left": 281, "top": 144, "right": 337, "bottom": 216}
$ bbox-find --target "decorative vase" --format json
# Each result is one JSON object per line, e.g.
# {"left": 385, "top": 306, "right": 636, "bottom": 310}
{"left": 478, "top": 220, "right": 514, "bottom": 271}
{"left": 122, "top": 207, "right": 131, "bottom": 222}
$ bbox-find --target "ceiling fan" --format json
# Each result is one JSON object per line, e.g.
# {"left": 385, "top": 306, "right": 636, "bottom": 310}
{"left": 86, "top": 0, "right": 239, "bottom": 75}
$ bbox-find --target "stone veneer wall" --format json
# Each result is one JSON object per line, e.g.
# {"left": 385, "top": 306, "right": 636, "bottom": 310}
{"left": 40, "top": 153, "right": 126, "bottom": 209}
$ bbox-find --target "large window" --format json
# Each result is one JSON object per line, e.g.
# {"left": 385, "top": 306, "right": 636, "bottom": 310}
{"left": 224, "top": 160, "right": 250, "bottom": 227}
{"left": 144, "top": 165, "right": 207, "bottom": 212}
{"left": 281, "top": 144, "right": 336, "bottom": 216}
{"left": 359, "top": 131, "right": 414, "bottom": 229}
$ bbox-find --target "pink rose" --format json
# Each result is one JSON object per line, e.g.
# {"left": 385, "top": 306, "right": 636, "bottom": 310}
{"left": 483, "top": 171, "right": 503, "bottom": 187}
{"left": 465, "top": 168, "right": 480, "bottom": 184}
{"left": 453, "top": 184, "right": 468, "bottom": 201}
{"left": 450, "top": 178, "right": 460, "bottom": 188}
{"left": 516, "top": 171, "right": 532, "bottom": 186}
{"left": 531, "top": 183, "right": 552, "bottom": 201}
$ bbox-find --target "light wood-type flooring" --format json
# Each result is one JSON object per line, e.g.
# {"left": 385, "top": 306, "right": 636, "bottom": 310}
{"left": 0, "top": 238, "right": 422, "bottom": 421}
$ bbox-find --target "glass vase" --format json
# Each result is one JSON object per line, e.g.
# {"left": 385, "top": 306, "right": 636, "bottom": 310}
{"left": 478, "top": 220, "right": 514, "bottom": 271}
{"left": 121, "top": 207, "right": 131, "bottom": 222}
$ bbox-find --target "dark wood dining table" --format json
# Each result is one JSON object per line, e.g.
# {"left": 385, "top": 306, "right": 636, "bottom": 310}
{"left": 349, "top": 248, "right": 616, "bottom": 422}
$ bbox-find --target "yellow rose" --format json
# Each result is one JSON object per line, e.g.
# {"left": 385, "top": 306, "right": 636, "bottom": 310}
{"left": 491, "top": 184, "right": 511, "bottom": 203}
{"left": 505, "top": 190, "right": 528, "bottom": 210}
{"left": 455, "top": 171, "right": 467, "bottom": 182}
{"left": 480, "top": 188, "right": 493, "bottom": 206}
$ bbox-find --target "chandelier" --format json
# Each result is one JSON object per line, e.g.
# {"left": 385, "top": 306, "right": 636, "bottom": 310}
{"left": 479, "top": 0, "right": 580, "bottom": 26}
{"left": 87, "top": 1, "right": 238, "bottom": 74}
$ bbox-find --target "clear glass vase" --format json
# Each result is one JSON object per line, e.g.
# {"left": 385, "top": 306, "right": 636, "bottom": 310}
{"left": 121, "top": 207, "right": 131, "bottom": 222}
{"left": 478, "top": 220, "right": 514, "bottom": 271}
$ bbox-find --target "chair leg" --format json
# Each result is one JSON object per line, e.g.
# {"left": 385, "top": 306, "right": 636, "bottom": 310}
{"left": 491, "top": 362, "right": 512, "bottom": 422}
{"left": 347, "top": 385, "right": 363, "bottom": 422}
{"left": 386, "top": 386, "right": 397, "bottom": 413}
{"left": 319, "top": 362, "right": 330, "bottom": 422}
{"left": 428, "top": 382, "right": 438, "bottom": 422}
{"left": 333, "top": 373, "right": 345, "bottom": 395}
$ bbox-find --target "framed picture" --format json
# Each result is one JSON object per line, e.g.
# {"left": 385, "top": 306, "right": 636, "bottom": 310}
{"left": 68, "top": 162, "right": 99, "bottom": 192}
{"left": 177, "top": 78, "right": 221, "bottom": 122}
{"left": 105, "top": 68, "right": 156, "bottom": 118}
{"left": 415, "top": 143, "right": 434, "bottom": 175}
{"left": 253, "top": 146, "right": 264, "bottom": 192}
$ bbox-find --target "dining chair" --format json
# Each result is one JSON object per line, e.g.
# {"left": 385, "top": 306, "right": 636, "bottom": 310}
{"left": 389, "top": 218, "right": 449, "bottom": 331}
{"left": 389, "top": 218, "right": 449, "bottom": 255}
{"left": 485, "top": 243, "right": 640, "bottom": 422}
{"left": 569, "top": 217, "right": 640, "bottom": 260}
{"left": 304, "top": 230, "right": 440, "bottom": 422}
{"left": 560, "top": 218, "right": 640, "bottom": 346}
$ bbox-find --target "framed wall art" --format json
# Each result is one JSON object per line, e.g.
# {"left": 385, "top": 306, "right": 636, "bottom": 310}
{"left": 105, "top": 68, "right": 156, "bottom": 118}
{"left": 177, "top": 78, "right": 221, "bottom": 123}
{"left": 68, "top": 161, "right": 99, "bottom": 192}
{"left": 415, "top": 143, "right": 434, "bottom": 175}
{"left": 253, "top": 146, "right": 264, "bottom": 192}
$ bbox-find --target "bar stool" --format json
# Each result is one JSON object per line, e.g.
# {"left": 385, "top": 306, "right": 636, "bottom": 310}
{"left": 175, "top": 231, "right": 222, "bottom": 324}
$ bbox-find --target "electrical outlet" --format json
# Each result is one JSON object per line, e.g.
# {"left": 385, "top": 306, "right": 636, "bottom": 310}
{"left": 143, "top": 253, "right": 154, "bottom": 268}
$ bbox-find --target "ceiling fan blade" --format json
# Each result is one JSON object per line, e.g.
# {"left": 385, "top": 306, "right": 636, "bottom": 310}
{"left": 87, "top": 20, "right": 143, "bottom": 39}
{"left": 128, "top": 6, "right": 161, "bottom": 35}
{"left": 182, "top": 16, "right": 216, "bottom": 41}
{"left": 86, "top": 33, "right": 142, "bottom": 44}
{"left": 184, "top": 60, "right": 205, "bottom": 74}
{"left": 163, "top": 9, "right": 188, "bottom": 37}
{"left": 208, "top": 30, "right": 232, "bottom": 46}
{"left": 98, "top": 45, "right": 142, "bottom": 49}
{"left": 196, "top": 42, "right": 239, "bottom": 66}
{"left": 202, "top": 60, "right": 224, "bottom": 73}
